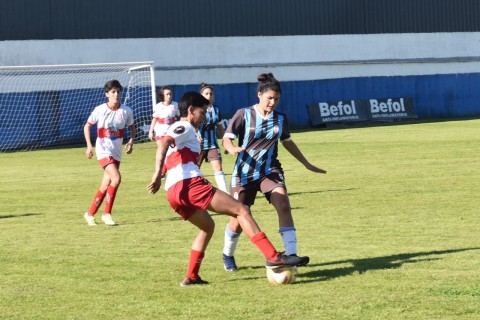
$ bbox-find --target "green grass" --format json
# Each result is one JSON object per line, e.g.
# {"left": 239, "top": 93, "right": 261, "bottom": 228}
{"left": 1, "top": 119, "right": 479, "bottom": 319}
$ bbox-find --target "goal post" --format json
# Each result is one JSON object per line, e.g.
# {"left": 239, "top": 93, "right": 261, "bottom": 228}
{"left": 0, "top": 61, "right": 156, "bottom": 152}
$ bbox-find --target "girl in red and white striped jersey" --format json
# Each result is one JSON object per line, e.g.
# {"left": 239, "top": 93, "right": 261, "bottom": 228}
{"left": 83, "top": 79, "right": 135, "bottom": 226}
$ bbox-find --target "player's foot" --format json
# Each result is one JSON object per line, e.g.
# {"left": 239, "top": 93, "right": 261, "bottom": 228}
{"left": 266, "top": 253, "right": 309, "bottom": 269}
{"left": 180, "top": 276, "right": 209, "bottom": 287}
{"left": 84, "top": 212, "right": 97, "bottom": 226}
{"left": 101, "top": 214, "right": 116, "bottom": 226}
{"left": 288, "top": 254, "right": 310, "bottom": 267}
{"left": 223, "top": 254, "right": 238, "bottom": 272}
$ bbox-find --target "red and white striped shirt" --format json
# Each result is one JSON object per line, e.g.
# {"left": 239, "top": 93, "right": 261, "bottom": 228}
{"left": 87, "top": 103, "right": 134, "bottom": 161}
{"left": 152, "top": 101, "right": 179, "bottom": 138}
{"left": 163, "top": 121, "right": 203, "bottom": 190}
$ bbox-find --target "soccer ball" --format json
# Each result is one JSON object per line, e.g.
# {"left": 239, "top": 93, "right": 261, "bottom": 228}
{"left": 266, "top": 266, "right": 297, "bottom": 285}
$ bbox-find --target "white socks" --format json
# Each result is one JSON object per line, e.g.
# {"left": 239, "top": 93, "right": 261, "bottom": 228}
{"left": 214, "top": 171, "right": 229, "bottom": 193}
{"left": 223, "top": 225, "right": 241, "bottom": 256}
{"left": 279, "top": 226, "right": 297, "bottom": 255}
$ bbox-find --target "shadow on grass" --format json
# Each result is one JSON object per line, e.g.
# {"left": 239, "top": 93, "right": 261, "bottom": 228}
{"left": 0, "top": 213, "right": 41, "bottom": 219}
{"left": 289, "top": 188, "right": 358, "bottom": 197}
{"left": 300, "top": 247, "right": 480, "bottom": 283}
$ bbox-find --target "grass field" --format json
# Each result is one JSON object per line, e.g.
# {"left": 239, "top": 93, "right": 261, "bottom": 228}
{"left": 1, "top": 119, "right": 479, "bottom": 319}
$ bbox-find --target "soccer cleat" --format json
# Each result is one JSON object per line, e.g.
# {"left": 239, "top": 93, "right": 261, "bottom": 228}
{"left": 223, "top": 254, "right": 238, "bottom": 272}
{"left": 180, "top": 276, "right": 209, "bottom": 287}
{"left": 288, "top": 254, "right": 310, "bottom": 267}
{"left": 101, "top": 214, "right": 116, "bottom": 226}
{"left": 266, "top": 253, "right": 310, "bottom": 269}
{"left": 84, "top": 212, "right": 97, "bottom": 226}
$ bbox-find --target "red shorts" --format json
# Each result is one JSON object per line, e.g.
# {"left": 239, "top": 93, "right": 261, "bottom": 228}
{"left": 167, "top": 177, "right": 216, "bottom": 220}
{"left": 98, "top": 156, "right": 120, "bottom": 169}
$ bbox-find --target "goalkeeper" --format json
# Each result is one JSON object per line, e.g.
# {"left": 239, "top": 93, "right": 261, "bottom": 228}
{"left": 83, "top": 79, "right": 135, "bottom": 226}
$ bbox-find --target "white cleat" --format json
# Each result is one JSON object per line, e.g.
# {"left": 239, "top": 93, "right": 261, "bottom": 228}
{"left": 84, "top": 212, "right": 97, "bottom": 226}
{"left": 101, "top": 214, "right": 116, "bottom": 226}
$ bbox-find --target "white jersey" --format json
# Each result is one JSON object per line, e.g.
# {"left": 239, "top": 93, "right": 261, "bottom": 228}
{"left": 87, "top": 103, "right": 134, "bottom": 161}
{"left": 163, "top": 121, "right": 203, "bottom": 190}
{"left": 153, "top": 101, "right": 179, "bottom": 137}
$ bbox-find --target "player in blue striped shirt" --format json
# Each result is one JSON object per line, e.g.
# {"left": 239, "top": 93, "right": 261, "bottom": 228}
{"left": 197, "top": 83, "right": 228, "bottom": 192}
{"left": 221, "top": 73, "right": 327, "bottom": 271}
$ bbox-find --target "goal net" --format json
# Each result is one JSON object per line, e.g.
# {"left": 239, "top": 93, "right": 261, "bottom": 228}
{"left": 0, "top": 62, "right": 156, "bottom": 152}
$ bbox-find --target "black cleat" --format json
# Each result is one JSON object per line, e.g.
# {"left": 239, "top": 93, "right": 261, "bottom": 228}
{"left": 180, "top": 276, "right": 209, "bottom": 287}
{"left": 266, "top": 253, "right": 310, "bottom": 269}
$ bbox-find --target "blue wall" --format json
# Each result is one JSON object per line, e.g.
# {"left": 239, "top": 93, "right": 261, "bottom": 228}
{"left": 2, "top": 72, "right": 479, "bottom": 150}
{"left": 171, "top": 73, "right": 480, "bottom": 129}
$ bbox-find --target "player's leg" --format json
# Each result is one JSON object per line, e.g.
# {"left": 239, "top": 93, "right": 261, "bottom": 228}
{"left": 180, "top": 209, "right": 214, "bottom": 286}
{"left": 84, "top": 164, "right": 112, "bottom": 225}
{"left": 209, "top": 149, "right": 228, "bottom": 193}
{"left": 101, "top": 163, "right": 121, "bottom": 225}
{"left": 269, "top": 187, "right": 298, "bottom": 256}
{"left": 210, "top": 190, "right": 309, "bottom": 268}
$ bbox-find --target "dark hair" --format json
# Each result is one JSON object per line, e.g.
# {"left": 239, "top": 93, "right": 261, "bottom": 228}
{"left": 104, "top": 79, "right": 123, "bottom": 93}
{"left": 178, "top": 91, "right": 209, "bottom": 117}
{"left": 157, "top": 85, "right": 173, "bottom": 102}
{"left": 256, "top": 73, "right": 281, "bottom": 94}
{"left": 199, "top": 82, "right": 214, "bottom": 94}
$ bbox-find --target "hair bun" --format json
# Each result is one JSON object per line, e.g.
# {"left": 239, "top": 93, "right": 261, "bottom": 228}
{"left": 257, "top": 73, "right": 275, "bottom": 82}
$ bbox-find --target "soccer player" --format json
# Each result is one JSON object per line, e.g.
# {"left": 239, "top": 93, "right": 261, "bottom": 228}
{"left": 147, "top": 91, "right": 309, "bottom": 286}
{"left": 148, "top": 86, "right": 179, "bottom": 174}
{"left": 197, "top": 83, "right": 228, "bottom": 192}
{"left": 83, "top": 79, "right": 135, "bottom": 226}
{"left": 221, "top": 73, "right": 327, "bottom": 271}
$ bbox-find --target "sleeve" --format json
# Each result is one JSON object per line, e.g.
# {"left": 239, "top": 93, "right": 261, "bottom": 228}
{"left": 279, "top": 113, "right": 291, "bottom": 142}
{"left": 225, "top": 108, "right": 245, "bottom": 139}
{"left": 174, "top": 102, "right": 180, "bottom": 117}
{"left": 126, "top": 107, "right": 134, "bottom": 127}
{"left": 87, "top": 106, "right": 99, "bottom": 125}
{"left": 216, "top": 107, "right": 222, "bottom": 123}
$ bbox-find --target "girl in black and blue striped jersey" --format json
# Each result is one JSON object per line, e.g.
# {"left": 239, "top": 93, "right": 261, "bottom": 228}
{"left": 221, "top": 73, "right": 327, "bottom": 271}
{"left": 197, "top": 83, "right": 229, "bottom": 193}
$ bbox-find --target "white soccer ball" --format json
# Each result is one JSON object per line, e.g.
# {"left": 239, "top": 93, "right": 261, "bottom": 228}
{"left": 266, "top": 266, "right": 297, "bottom": 285}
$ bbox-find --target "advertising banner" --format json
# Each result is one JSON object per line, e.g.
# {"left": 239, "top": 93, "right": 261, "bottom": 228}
{"left": 307, "top": 97, "right": 417, "bottom": 125}
{"left": 307, "top": 100, "right": 370, "bottom": 124}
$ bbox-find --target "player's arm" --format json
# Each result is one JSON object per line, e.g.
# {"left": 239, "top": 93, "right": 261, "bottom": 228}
{"left": 281, "top": 139, "right": 327, "bottom": 174}
{"left": 222, "top": 134, "right": 244, "bottom": 155}
{"left": 147, "top": 136, "right": 173, "bottom": 194}
{"left": 148, "top": 118, "right": 157, "bottom": 141}
{"left": 83, "top": 122, "right": 94, "bottom": 159}
{"left": 216, "top": 122, "right": 225, "bottom": 138}
{"left": 125, "top": 124, "right": 135, "bottom": 154}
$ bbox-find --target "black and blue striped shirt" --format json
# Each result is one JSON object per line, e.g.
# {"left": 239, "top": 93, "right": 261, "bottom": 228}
{"left": 225, "top": 105, "right": 291, "bottom": 187}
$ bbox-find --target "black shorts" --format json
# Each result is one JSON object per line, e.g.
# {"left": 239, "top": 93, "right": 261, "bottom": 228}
{"left": 230, "top": 172, "right": 286, "bottom": 206}
{"left": 197, "top": 148, "right": 222, "bottom": 166}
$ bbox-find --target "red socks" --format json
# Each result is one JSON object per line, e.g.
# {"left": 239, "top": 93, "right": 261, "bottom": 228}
{"left": 88, "top": 190, "right": 105, "bottom": 215}
{"left": 250, "top": 232, "right": 278, "bottom": 260}
{"left": 187, "top": 250, "right": 205, "bottom": 280}
{"left": 104, "top": 185, "right": 118, "bottom": 214}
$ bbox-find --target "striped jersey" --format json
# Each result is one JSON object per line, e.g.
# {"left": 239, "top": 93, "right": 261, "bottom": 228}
{"left": 224, "top": 105, "right": 291, "bottom": 187}
{"left": 198, "top": 105, "right": 221, "bottom": 150}
{"left": 87, "top": 103, "right": 134, "bottom": 161}
{"left": 163, "top": 121, "right": 203, "bottom": 190}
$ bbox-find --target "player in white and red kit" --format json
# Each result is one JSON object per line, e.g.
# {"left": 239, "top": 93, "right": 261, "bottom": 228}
{"left": 147, "top": 91, "right": 309, "bottom": 286}
{"left": 148, "top": 86, "right": 179, "bottom": 142}
{"left": 83, "top": 80, "right": 135, "bottom": 226}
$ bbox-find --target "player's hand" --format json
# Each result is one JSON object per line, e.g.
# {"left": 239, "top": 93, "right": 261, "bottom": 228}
{"left": 85, "top": 147, "right": 94, "bottom": 159}
{"left": 147, "top": 173, "right": 162, "bottom": 194}
{"left": 125, "top": 142, "right": 133, "bottom": 154}
{"left": 148, "top": 132, "right": 154, "bottom": 141}
{"left": 227, "top": 146, "right": 245, "bottom": 156}
{"left": 305, "top": 163, "right": 327, "bottom": 174}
